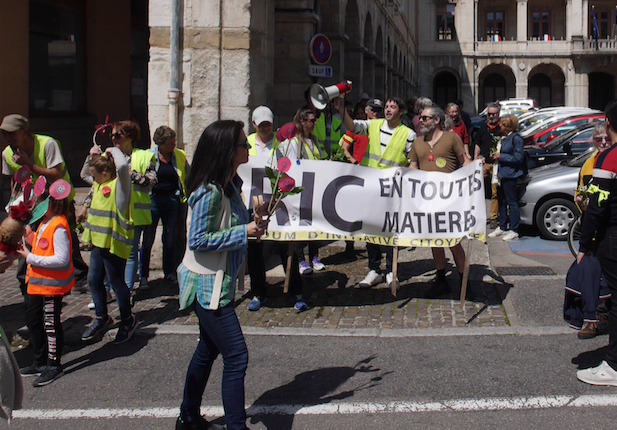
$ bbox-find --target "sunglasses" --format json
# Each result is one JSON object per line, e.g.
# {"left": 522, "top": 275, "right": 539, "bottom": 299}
{"left": 487, "top": 112, "right": 499, "bottom": 117}
{"left": 420, "top": 115, "right": 434, "bottom": 121}
{"left": 595, "top": 137, "right": 612, "bottom": 144}
{"left": 369, "top": 107, "right": 383, "bottom": 112}
{"left": 111, "top": 132, "right": 125, "bottom": 139}
{"left": 303, "top": 118, "right": 317, "bottom": 124}
{"left": 238, "top": 140, "right": 250, "bottom": 149}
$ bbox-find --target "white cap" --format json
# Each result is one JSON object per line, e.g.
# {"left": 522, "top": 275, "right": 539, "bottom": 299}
{"left": 252, "top": 106, "right": 274, "bottom": 126}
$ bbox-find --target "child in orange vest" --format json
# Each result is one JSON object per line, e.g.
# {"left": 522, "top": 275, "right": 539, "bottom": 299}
{"left": 16, "top": 179, "right": 74, "bottom": 387}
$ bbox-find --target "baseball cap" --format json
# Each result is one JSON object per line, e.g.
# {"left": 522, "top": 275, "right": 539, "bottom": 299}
{"left": 358, "top": 93, "right": 370, "bottom": 101}
{"left": 0, "top": 114, "right": 28, "bottom": 132}
{"left": 367, "top": 99, "right": 383, "bottom": 109}
{"left": 252, "top": 106, "right": 274, "bottom": 126}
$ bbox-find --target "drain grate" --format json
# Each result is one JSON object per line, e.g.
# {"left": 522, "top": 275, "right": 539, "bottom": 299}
{"left": 495, "top": 266, "right": 557, "bottom": 276}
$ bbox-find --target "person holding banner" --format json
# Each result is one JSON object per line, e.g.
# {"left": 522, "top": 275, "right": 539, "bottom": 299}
{"left": 176, "top": 120, "right": 266, "bottom": 430}
{"left": 283, "top": 107, "right": 327, "bottom": 276}
{"left": 409, "top": 105, "right": 470, "bottom": 297}
{"left": 337, "top": 96, "right": 417, "bottom": 288}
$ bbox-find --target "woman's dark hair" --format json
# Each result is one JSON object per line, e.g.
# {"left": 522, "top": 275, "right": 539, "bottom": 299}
{"left": 185, "top": 120, "right": 245, "bottom": 197}
{"left": 153, "top": 126, "right": 176, "bottom": 146}
{"left": 113, "top": 120, "right": 141, "bottom": 144}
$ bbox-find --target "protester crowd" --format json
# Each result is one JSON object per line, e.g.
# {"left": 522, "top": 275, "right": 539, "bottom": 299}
{"left": 4, "top": 92, "right": 617, "bottom": 429}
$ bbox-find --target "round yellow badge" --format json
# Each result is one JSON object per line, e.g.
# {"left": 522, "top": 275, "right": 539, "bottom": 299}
{"left": 436, "top": 157, "right": 447, "bottom": 168}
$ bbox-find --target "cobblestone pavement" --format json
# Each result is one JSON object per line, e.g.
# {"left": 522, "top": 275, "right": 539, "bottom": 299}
{"left": 0, "top": 237, "right": 511, "bottom": 345}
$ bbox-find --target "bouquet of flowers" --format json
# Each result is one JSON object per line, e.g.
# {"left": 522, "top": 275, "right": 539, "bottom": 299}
{"left": 575, "top": 184, "right": 589, "bottom": 208}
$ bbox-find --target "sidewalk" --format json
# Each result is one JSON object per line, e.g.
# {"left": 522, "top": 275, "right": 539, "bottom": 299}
{"left": 0, "top": 191, "right": 561, "bottom": 343}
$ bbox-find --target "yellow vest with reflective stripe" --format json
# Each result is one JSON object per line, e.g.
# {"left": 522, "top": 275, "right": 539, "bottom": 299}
{"left": 247, "top": 133, "right": 281, "bottom": 157}
{"left": 173, "top": 148, "right": 188, "bottom": 203}
{"left": 82, "top": 179, "right": 134, "bottom": 259}
{"left": 314, "top": 114, "right": 343, "bottom": 155}
{"left": 362, "top": 119, "right": 411, "bottom": 169}
{"left": 3, "top": 134, "right": 76, "bottom": 202}
{"left": 130, "top": 148, "right": 155, "bottom": 225}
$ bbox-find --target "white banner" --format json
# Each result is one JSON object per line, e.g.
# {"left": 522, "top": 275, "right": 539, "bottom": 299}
{"left": 238, "top": 157, "right": 487, "bottom": 247}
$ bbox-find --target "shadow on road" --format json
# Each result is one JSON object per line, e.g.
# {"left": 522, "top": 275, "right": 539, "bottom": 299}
{"left": 248, "top": 355, "right": 392, "bottom": 430}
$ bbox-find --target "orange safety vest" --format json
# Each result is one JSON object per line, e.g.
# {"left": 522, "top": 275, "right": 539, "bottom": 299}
{"left": 26, "top": 215, "right": 75, "bottom": 295}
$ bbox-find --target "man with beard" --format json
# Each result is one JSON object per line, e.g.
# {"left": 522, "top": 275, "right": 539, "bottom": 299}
{"left": 475, "top": 102, "right": 502, "bottom": 229}
{"left": 409, "top": 105, "right": 470, "bottom": 297}
{"left": 336, "top": 96, "right": 417, "bottom": 289}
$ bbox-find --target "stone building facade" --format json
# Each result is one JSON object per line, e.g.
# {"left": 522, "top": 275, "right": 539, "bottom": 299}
{"left": 148, "top": 0, "right": 417, "bottom": 157}
{"left": 417, "top": 0, "right": 617, "bottom": 113}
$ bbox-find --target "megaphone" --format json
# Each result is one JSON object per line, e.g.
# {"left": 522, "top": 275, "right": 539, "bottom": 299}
{"left": 310, "top": 81, "right": 352, "bottom": 110}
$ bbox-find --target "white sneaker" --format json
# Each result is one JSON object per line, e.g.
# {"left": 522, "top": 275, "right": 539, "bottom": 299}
{"left": 577, "top": 361, "right": 617, "bottom": 386}
{"left": 87, "top": 301, "right": 95, "bottom": 310}
{"left": 488, "top": 227, "right": 505, "bottom": 238}
{"left": 385, "top": 272, "right": 399, "bottom": 289}
{"left": 359, "top": 270, "right": 383, "bottom": 288}
{"left": 502, "top": 231, "right": 519, "bottom": 241}
{"left": 299, "top": 261, "right": 312, "bottom": 275}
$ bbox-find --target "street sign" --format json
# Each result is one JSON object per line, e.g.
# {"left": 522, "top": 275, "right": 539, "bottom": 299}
{"left": 309, "top": 33, "right": 332, "bottom": 65}
{"left": 309, "top": 65, "right": 333, "bottom": 78}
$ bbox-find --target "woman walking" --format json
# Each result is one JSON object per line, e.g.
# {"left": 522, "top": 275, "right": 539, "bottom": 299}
{"left": 176, "top": 120, "right": 266, "bottom": 430}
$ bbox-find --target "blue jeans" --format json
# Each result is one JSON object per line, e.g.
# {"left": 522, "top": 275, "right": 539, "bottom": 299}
{"left": 497, "top": 178, "right": 520, "bottom": 232}
{"left": 141, "top": 194, "right": 179, "bottom": 279}
{"left": 125, "top": 226, "right": 144, "bottom": 290}
{"left": 180, "top": 302, "right": 248, "bottom": 430}
{"left": 88, "top": 247, "right": 132, "bottom": 320}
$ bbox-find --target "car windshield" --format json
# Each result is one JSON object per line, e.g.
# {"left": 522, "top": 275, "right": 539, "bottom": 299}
{"left": 542, "top": 127, "right": 583, "bottom": 151}
{"left": 565, "top": 149, "right": 594, "bottom": 167}
{"left": 519, "top": 113, "right": 554, "bottom": 132}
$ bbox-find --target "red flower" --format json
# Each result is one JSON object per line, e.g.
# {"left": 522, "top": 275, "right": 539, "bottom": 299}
{"left": 14, "top": 166, "right": 30, "bottom": 184}
{"left": 101, "top": 186, "right": 112, "bottom": 196}
{"left": 277, "top": 122, "right": 298, "bottom": 140}
{"left": 277, "top": 157, "right": 292, "bottom": 173}
{"left": 279, "top": 176, "right": 295, "bottom": 193}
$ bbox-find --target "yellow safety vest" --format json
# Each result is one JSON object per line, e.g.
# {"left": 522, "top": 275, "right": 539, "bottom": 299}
{"left": 130, "top": 148, "right": 155, "bottom": 226}
{"left": 82, "top": 179, "right": 134, "bottom": 259}
{"left": 3, "top": 134, "right": 76, "bottom": 202}
{"left": 362, "top": 120, "right": 411, "bottom": 169}
{"left": 173, "top": 148, "right": 188, "bottom": 203}
{"left": 292, "top": 137, "right": 325, "bottom": 160}
{"left": 314, "top": 113, "right": 343, "bottom": 155}
{"left": 247, "top": 133, "right": 282, "bottom": 158}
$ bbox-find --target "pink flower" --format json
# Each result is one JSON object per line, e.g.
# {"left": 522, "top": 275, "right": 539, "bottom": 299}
{"left": 279, "top": 176, "right": 295, "bottom": 193}
{"left": 277, "top": 123, "right": 297, "bottom": 141}
{"left": 14, "top": 166, "right": 30, "bottom": 184}
{"left": 277, "top": 157, "right": 291, "bottom": 173}
{"left": 101, "top": 186, "right": 111, "bottom": 196}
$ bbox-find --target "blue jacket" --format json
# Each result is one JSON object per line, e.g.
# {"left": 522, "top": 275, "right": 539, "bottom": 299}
{"left": 497, "top": 132, "right": 525, "bottom": 179}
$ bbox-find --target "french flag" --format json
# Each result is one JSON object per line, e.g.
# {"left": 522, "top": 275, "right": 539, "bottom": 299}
{"left": 492, "top": 34, "right": 501, "bottom": 42}
{"left": 542, "top": 34, "right": 551, "bottom": 41}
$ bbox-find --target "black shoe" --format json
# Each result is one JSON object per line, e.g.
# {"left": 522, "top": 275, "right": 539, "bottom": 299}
{"left": 81, "top": 315, "right": 114, "bottom": 341}
{"left": 175, "top": 416, "right": 226, "bottom": 430}
{"left": 113, "top": 315, "right": 138, "bottom": 344}
{"left": 20, "top": 364, "right": 46, "bottom": 376}
{"left": 426, "top": 277, "right": 451, "bottom": 297}
{"left": 32, "top": 366, "right": 63, "bottom": 387}
{"left": 489, "top": 219, "right": 498, "bottom": 229}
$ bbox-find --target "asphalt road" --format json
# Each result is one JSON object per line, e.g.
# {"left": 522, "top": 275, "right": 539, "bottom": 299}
{"left": 3, "top": 328, "right": 616, "bottom": 430}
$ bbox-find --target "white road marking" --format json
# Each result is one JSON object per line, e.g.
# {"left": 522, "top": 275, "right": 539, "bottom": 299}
{"left": 12, "top": 394, "right": 617, "bottom": 420}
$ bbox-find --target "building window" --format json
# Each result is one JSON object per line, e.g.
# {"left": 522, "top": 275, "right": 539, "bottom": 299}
{"left": 532, "top": 11, "right": 550, "bottom": 39}
{"left": 29, "top": 0, "right": 86, "bottom": 114}
{"left": 436, "top": 4, "right": 456, "bottom": 41}
{"left": 591, "top": 9, "right": 611, "bottom": 39}
{"left": 486, "top": 11, "right": 504, "bottom": 40}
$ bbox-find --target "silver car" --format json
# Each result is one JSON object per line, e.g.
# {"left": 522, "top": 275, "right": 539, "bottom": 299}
{"left": 518, "top": 150, "right": 593, "bottom": 240}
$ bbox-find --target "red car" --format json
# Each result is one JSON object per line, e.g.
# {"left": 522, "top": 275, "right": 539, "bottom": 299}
{"left": 522, "top": 113, "right": 604, "bottom": 146}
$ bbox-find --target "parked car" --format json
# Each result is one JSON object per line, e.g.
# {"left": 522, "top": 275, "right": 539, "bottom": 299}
{"left": 521, "top": 113, "right": 603, "bottom": 146}
{"left": 517, "top": 107, "right": 594, "bottom": 134}
{"left": 518, "top": 150, "right": 593, "bottom": 240}
{"left": 525, "top": 122, "right": 599, "bottom": 170}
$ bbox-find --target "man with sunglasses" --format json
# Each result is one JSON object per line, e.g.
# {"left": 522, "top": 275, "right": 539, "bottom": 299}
{"left": 337, "top": 96, "right": 417, "bottom": 289}
{"left": 475, "top": 102, "right": 502, "bottom": 229}
{"left": 0, "top": 113, "right": 89, "bottom": 296}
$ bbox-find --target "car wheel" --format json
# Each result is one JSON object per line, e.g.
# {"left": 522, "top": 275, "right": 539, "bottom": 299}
{"left": 535, "top": 198, "right": 579, "bottom": 241}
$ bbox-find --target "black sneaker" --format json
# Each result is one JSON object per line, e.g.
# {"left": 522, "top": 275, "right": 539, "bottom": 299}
{"left": 81, "top": 315, "right": 114, "bottom": 341}
{"left": 20, "top": 364, "right": 46, "bottom": 376}
{"left": 175, "top": 416, "right": 226, "bottom": 430}
{"left": 32, "top": 366, "right": 63, "bottom": 387}
{"left": 113, "top": 315, "right": 138, "bottom": 344}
